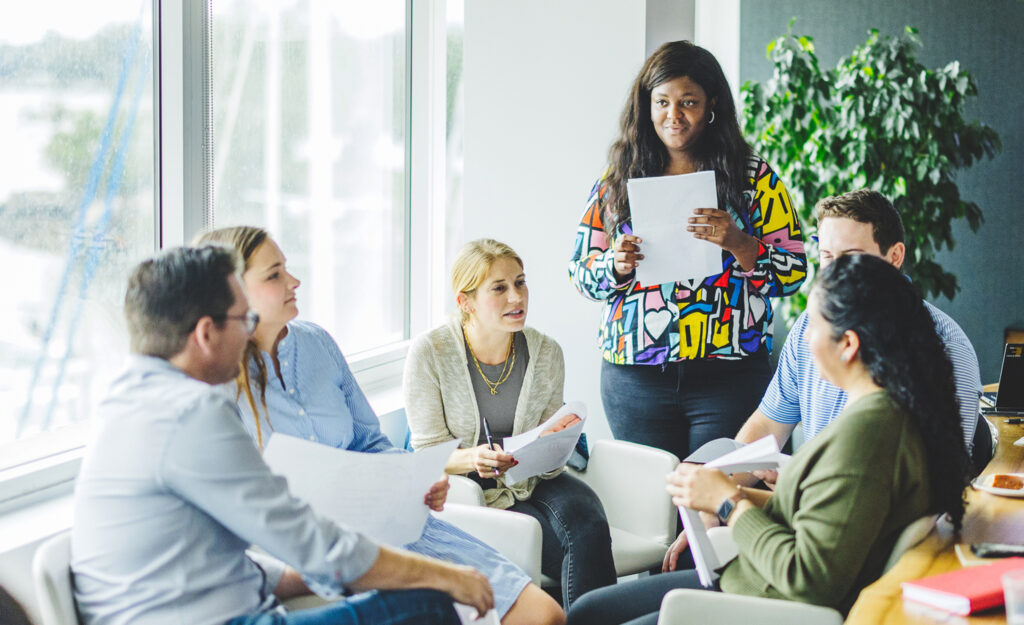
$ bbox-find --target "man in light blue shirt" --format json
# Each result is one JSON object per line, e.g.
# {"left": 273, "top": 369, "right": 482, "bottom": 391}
{"left": 71, "top": 246, "right": 492, "bottom": 625}
{"left": 735, "top": 189, "right": 980, "bottom": 461}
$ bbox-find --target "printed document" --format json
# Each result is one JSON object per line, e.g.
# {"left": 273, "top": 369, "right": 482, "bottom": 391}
{"left": 502, "top": 401, "right": 586, "bottom": 486}
{"left": 626, "top": 170, "right": 723, "bottom": 286}
{"left": 678, "top": 435, "right": 788, "bottom": 587}
{"left": 455, "top": 604, "right": 500, "bottom": 625}
{"left": 263, "top": 434, "right": 460, "bottom": 546}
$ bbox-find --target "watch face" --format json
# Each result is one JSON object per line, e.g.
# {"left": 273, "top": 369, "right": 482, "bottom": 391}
{"left": 717, "top": 498, "right": 736, "bottom": 525}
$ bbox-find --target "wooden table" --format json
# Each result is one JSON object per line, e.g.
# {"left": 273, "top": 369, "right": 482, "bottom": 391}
{"left": 846, "top": 415, "right": 1024, "bottom": 624}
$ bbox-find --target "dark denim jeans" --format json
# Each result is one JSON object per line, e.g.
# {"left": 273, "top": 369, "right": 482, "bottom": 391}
{"left": 473, "top": 472, "right": 617, "bottom": 608}
{"left": 226, "top": 589, "right": 458, "bottom": 625}
{"left": 566, "top": 569, "right": 713, "bottom": 625}
{"left": 600, "top": 353, "right": 771, "bottom": 462}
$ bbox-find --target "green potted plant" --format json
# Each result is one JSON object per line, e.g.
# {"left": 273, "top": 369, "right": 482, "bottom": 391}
{"left": 742, "top": 23, "right": 1001, "bottom": 319}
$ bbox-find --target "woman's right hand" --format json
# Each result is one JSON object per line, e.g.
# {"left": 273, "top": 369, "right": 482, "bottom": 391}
{"left": 471, "top": 444, "right": 516, "bottom": 479}
{"left": 612, "top": 234, "right": 644, "bottom": 281}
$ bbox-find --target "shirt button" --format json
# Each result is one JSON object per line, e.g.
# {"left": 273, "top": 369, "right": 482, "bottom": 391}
{"left": 308, "top": 435, "right": 315, "bottom": 441}
{"left": 281, "top": 360, "right": 288, "bottom": 367}
{"left": 299, "top": 409, "right": 306, "bottom": 416}
{"left": 288, "top": 389, "right": 295, "bottom": 395}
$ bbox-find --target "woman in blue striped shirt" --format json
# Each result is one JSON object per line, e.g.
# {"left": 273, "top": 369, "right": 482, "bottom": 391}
{"left": 198, "top": 226, "right": 565, "bottom": 625}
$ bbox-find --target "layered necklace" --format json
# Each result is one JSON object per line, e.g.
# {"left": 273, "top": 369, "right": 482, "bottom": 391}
{"left": 464, "top": 327, "right": 516, "bottom": 395}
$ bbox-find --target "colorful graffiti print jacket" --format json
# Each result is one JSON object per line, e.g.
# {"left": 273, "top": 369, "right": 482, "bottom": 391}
{"left": 568, "top": 157, "right": 806, "bottom": 365}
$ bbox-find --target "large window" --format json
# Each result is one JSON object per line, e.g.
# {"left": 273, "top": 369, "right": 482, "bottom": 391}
{"left": 0, "top": 1, "right": 155, "bottom": 469}
{"left": 212, "top": 0, "right": 408, "bottom": 354}
{"left": 0, "top": 0, "right": 462, "bottom": 490}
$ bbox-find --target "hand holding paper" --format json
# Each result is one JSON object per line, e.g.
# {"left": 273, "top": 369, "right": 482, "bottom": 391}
{"left": 501, "top": 401, "right": 586, "bottom": 486}
{"left": 671, "top": 435, "right": 788, "bottom": 587}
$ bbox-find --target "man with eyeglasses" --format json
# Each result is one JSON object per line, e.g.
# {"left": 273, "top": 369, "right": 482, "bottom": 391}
{"left": 71, "top": 245, "right": 491, "bottom": 625}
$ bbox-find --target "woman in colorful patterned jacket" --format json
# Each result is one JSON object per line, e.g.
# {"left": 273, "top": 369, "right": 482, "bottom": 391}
{"left": 568, "top": 40, "right": 807, "bottom": 462}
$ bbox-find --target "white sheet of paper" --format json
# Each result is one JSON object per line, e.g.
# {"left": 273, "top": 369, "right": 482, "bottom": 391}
{"left": 454, "top": 603, "right": 500, "bottom": 625}
{"left": 705, "top": 434, "right": 789, "bottom": 475}
{"left": 626, "top": 170, "right": 723, "bottom": 286}
{"left": 502, "top": 401, "right": 586, "bottom": 486}
{"left": 679, "top": 506, "right": 721, "bottom": 588}
{"left": 262, "top": 434, "right": 460, "bottom": 546}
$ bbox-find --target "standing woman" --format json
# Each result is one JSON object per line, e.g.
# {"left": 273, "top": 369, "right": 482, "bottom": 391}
{"left": 404, "top": 239, "right": 617, "bottom": 609}
{"left": 568, "top": 41, "right": 807, "bottom": 461}
{"left": 196, "top": 227, "right": 565, "bottom": 625}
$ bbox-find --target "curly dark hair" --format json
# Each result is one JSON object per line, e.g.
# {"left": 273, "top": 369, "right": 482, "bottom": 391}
{"left": 813, "top": 254, "right": 970, "bottom": 529}
{"left": 604, "top": 40, "right": 752, "bottom": 236}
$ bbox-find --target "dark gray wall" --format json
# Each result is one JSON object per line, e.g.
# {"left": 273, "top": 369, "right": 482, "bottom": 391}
{"left": 741, "top": 0, "right": 1024, "bottom": 382}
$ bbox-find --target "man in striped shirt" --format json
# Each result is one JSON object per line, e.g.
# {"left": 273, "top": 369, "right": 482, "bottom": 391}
{"left": 735, "top": 189, "right": 981, "bottom": 469}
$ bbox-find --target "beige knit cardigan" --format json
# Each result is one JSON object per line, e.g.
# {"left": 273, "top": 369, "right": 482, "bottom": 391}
{"left": 403, "top": 317, "right": 565, "bottom": 509}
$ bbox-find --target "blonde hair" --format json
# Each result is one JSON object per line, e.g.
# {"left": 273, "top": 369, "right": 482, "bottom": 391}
{"left": 194, "top": 226, "right": 274, "bottom": 449}
{"left": 451, "top": 239, "right": 524, "bottom": 324}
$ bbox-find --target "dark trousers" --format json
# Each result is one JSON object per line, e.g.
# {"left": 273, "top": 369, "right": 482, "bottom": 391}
{"left": 474, "top": 472, "right": 617, "bottom": 608}
{"left": 566, "top": 569, "right": 712, "bottom": 625}
{"left": 227, "top": 589, "right": 458, "bottom": 625}
{"left": 600, "top": 353, "right": 771, "bottom": 462}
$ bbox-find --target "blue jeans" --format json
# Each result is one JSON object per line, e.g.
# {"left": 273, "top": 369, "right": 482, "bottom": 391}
{"left": 473, "top": 472, "right": 616, "bottom": 608}
{"left": 600, "top": 353, "right": 771, "bottom": 462}
{"left": 566, "top": 569, "right": 712, "bottom": 625}
{"left": 226, "top": 589, "right": 458, "bottom": 625}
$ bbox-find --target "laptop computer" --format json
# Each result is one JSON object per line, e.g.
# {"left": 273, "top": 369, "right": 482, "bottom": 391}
{"left": 984, "top": 343, "right": 1024, "bottom": 416}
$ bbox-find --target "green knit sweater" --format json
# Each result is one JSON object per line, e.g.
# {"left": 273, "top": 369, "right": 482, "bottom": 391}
{"left": 720, "top": 391, "right": 931, "bottom": 614}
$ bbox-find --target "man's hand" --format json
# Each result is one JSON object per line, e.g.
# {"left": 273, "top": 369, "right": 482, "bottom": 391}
{"left": 539, "top": 413, "right": 581, "bottom": 437}
{"left": 751, "top": 469, "right": 778, "bottom": 490}
{"left": 424, "top": 474, "right": 449, "bottom": 511}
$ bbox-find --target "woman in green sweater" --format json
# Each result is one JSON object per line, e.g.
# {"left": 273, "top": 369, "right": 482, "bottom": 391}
{"left": 566, "top": 253, "right": 972, "bottom": 624}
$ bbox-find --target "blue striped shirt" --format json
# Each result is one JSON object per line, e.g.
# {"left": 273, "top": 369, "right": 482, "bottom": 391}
{"left": 760, "top": 301, "right": 981, "bottom": 451}
{"left": 234, "top": 321, "right": 531, "bottom": 617}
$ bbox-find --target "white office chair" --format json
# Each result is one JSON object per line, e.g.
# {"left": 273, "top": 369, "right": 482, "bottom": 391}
{"left": 570, "top": 439, "right": 680, "bottom": 576}
{"left": 434, "top": 503, "right": 544, "bottom": 585}
{"left": 32, "top": 531, "right": 79, "bottom": 625}
{"left": 658, "top": 514, "right": 940, "bottom": 624}
{"left": 657, "top": 589, "right": 844, "bottom": 625}
{"left": 447, "top": 439, "right": 680, "bottom": 578}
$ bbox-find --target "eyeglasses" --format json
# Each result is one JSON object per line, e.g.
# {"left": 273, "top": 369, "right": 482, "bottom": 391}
{"left": 214, "top": 310, "right": 260, "bottom": 334}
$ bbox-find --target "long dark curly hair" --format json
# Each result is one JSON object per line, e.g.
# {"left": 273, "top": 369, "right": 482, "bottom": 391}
{"left": 604, "top": 40, "right": 752, "bottom": 236}
{"left": 813, "top": 254, "right": 970, "bottom": 529}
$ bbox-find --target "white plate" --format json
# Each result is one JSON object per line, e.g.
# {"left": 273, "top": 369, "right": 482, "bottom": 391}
{"left": 973, "top": 473, "right": 1024, "bottom": 497}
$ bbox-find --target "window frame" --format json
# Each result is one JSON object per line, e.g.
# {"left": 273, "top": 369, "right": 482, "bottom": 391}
{"left": 0, "top": 0, "right": 454, "bottom": 508}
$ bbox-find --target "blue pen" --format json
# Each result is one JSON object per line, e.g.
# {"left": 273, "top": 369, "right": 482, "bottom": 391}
{"left": 481, "top": 416, "right": 500, "bottom": 477}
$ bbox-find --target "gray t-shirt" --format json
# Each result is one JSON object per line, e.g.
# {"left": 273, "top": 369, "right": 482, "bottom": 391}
{"left": 464, "top": 331, "right": 529, "bottom": 445}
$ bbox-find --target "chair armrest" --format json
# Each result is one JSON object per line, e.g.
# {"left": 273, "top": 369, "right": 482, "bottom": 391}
{"left": 706, "top": 525, "right": 738, "bottom": 565}
{"left": 447, "top": 474, "right": 486, "bottom": 506}
{"left": 571, "top": 439, "right": 679, "bottom": 545}
{"left": 657, "top": 589, "right": 843, "bottom": 625}
{"left": 433, "top": 504, "right": 543, "bottom": 585}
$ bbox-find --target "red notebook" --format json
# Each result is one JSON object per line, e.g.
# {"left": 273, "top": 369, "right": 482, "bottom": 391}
{"left": 901, "top": 557, "right": 1024, "bottom": 615}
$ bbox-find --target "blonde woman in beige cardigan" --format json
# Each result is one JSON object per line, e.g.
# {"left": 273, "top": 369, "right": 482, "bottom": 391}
{"left": 404, "top": 239, "right": 616, "bottom": 609}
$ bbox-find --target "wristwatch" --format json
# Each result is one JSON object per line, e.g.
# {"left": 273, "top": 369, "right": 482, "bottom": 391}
{"left": 716, "top": 487, "right": 746, "bottom": 525}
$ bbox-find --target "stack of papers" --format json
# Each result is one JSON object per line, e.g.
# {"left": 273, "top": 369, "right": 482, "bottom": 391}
{"left": 502, "top": 402, "right": 586, "bottom": 486}
{"left": 679, "top": 435, "right": 789, "bottom": 587}
{"left": 262, "top": 434, "right": 460, "bottom": 546}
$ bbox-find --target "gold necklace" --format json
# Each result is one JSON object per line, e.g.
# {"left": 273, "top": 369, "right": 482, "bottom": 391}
{"left": 464, "top": 328, "right": 516, "bottom": 395}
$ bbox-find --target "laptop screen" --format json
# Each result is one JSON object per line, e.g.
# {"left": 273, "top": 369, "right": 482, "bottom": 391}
{"left": 996, "top": 344, "right": 1024, "bottom": 411}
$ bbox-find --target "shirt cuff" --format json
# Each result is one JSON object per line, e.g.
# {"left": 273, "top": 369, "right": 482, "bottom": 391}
{"left": 733, "top": 239, "right": 770, "bottom": 277}
{"left": 305, "top": 536, "right": 381, "bottom": 599}
{"left": 247, "top": 550, "right": 287, "bottom": 598}
{"left": 730, "top": 505, "right": 778, "bottom": 549}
